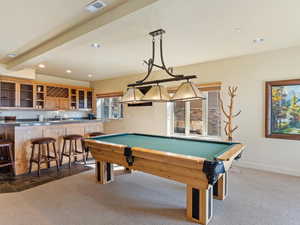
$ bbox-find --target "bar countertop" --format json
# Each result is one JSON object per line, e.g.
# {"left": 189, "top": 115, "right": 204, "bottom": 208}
{"left": 0, "top": 119, "right": 104, "bottom": 127}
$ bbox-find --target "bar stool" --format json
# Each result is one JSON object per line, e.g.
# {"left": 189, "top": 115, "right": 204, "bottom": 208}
{"left": 60, "top": 134, "right": 85, "bottom": 168}
{"left": 0, "top": 140, "right": 15, "bottom": 176}
{"left": 29, "top": 137, "right": 59, "bottom": 176}
{"left": 85, "top": 132, "right": 105, "bottom": 160}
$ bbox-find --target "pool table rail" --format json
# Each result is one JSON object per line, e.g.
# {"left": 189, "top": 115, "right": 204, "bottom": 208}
{"left": 84, "top": 137, "right": 244, "bottom": 188}
{"left": 85, "top": 138, "right": 208, "bottom": 167}
{"left": 216, "top": 143, "right": 245, "bottom": 161}
{"left": 85, "top": 138, "right": 212, "bottom": 188}
{"left": 90, "top": 146, "right": 210, "bottom": 189}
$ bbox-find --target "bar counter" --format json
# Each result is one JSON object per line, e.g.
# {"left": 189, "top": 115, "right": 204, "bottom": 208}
{"left": 0, "top": 120, "right": 103, "bottom": 175}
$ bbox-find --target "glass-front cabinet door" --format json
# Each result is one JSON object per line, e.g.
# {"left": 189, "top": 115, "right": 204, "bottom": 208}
{"left": 0, "top": 81, "right": 16, "bottom": 107}
{"left": 78, "top": 90, "right": 85, "bottom": 109}
{"left": 87, "top": 91, "right": 93, "bottom": 109}
{"left": 20, "top": 84, "right": 34, "bottom": 108}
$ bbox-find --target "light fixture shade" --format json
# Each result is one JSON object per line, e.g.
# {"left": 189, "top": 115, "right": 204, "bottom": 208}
{"left": 142, "top": 84, "right": 170, "bottom": 102}
{"left": 172, "top": 81, "right": 205, "bottom": 101}
{"left": 121, "top": 87, "right": 144, "bottom": 103}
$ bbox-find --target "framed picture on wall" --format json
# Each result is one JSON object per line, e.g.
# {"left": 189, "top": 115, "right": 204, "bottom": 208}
{"left": 265, "top": 79, "right": 300, "bottom": 140}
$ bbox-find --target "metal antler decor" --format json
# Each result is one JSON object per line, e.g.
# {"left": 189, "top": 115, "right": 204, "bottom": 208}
{"left": 219, "top": 86, "right": 241, "bottom": 141}
{"left": 121, "top": 29, "right": 205, "bottom": 103}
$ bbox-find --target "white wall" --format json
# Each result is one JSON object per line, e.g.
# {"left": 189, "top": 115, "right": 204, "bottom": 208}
{"left": 0, "top": 64, "right": 35, "bottom": 79}
{"left": 0, "top": 64, "right": 90, "bottom": 87}
{"left": 36, "top": 74, "right": 90, "bottom": 87}
{"left": 104, "top": 103, "right": 167, "bottom": 135}
{"left": 92, "top": 46, "right": 300, "bottom": 177}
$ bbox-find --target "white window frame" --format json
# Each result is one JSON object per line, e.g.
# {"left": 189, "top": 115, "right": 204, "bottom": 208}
{"left": 167, "top": 91, "right": 221, "bottom": 139}
{"left": 96, "top": 97, "right": 123, "bottom": 120}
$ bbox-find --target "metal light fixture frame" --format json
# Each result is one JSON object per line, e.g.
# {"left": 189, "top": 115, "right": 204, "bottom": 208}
{"left": 123, "top": 29, "right": 203, "bottom": 103}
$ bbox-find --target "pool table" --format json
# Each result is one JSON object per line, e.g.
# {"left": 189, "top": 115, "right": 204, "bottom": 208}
{"left": 84, "top": 133, "right": 245, "bottom": 225}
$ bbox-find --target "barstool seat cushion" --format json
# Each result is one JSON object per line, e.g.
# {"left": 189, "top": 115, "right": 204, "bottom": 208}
{"left": 63, "top": 134, "right": 83, "bottom": 140}
{"left": 31, "top": 137, "right": 56, "bottom": 145}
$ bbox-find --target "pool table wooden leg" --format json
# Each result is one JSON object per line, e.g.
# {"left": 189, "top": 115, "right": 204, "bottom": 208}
{"left": 95, "top": 161, "right": 114, "bottom": 184}
{"left": 213, "top": 172, "right": 228, "bottom": 200}
{"left": 186, "top": 185, "right": 213, "bottom": 225}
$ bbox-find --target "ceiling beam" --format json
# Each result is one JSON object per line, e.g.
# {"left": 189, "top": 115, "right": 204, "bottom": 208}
{"left": 5, "top": 0, "right": 159, "bottom": 69}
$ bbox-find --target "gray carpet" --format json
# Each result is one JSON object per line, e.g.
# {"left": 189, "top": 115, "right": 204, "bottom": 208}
{"left": 0, "top": 167, "right": 299, "bottom": 225}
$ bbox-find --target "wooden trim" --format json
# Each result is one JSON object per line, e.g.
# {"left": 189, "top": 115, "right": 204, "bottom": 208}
{"left": 216, "top": 144, "right": 245, "bottom": 161}
{"left": 199, "top": 86, "right": 221, "bottom": 92}
{"left": 265, "top": 79, "right": 300, "bottom": 86}
{"left": 168, "top": 81, "right": 222, "bottom": 93}
{"left": 96, "top": 91, "right": 123, "bottom": 98}
{"left": 265, "top": 79, "right": 300, "bottom": 140}
{"left": 132, "top": 147, "right": 205, "bottom": 170}
{"left": 92, "top": 149, "right": 207, "bottom": 181}
{"left": 91, "top": 150, "right": 209, "bottom": 189}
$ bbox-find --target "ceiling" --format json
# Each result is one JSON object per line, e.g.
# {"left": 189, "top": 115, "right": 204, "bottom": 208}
{"left": 2, "top": 0, "right": 300, "bottom": 81}
{"left": 0, "top": 0, "right": 126, "bottom": 63}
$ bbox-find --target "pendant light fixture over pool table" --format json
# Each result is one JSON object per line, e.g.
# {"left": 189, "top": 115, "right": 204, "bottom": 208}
{"left": 121, "top": 29, "right": 205, "bottom": 103}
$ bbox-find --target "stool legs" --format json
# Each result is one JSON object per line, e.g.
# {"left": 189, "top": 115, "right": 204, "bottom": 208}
{"left": 81, "top": 141, "right": 86, "bottom": 164}
{"left": 60, "top": 140, "right": 66, "bottom": 166}
{"left": 7, "top": 144, "right": 15, "bottom": 176}
{"left": 0, "top": 143, "right": 15, "bottom": 176}
{"left": 60, "top": 138, "right": 86, "bottom": 168}
{"left": 52, "top": 142, "right": 59, "bottom": 171}
{"left": 46, "top": 144, "right": 51, "bottom": 168}
{"left": 29, "top": 141, "right": 60, "bottom": 176}
{"left": 29, "top": 144, "right": 35, "bottom": 174}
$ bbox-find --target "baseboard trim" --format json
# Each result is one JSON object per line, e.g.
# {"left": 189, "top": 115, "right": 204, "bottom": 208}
{"left": 236, "top": 161, "right": 300, "bottom": 177}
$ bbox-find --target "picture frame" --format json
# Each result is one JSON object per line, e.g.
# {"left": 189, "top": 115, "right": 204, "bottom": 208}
{"left": 265, "top": 79, "right": 300, "bottom": 140}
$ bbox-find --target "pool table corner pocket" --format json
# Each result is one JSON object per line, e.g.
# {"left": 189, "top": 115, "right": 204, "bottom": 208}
{"left": 202, "top": 160, "right": 225, "bottom": 185}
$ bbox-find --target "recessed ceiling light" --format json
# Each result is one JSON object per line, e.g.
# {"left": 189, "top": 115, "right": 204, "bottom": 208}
{"left": 66, "top": 70, "right": 72, "bottom": 74}
{"left": 7, "top": 53, "right": 17, "bottom": 58}
{"left": 253, "top": 38, "right": 264, "bottom": 43}
{"left": 91, "top": 43, "right": 100, "bottom": 48}
{"left": 38, "top": 64, "right": 45, "bottom": 68}
{"left": 86, "top": 0, "right": 106, "bottom": 13}
{"left": 88, "top": 74, "right": 93, "bottom": 78}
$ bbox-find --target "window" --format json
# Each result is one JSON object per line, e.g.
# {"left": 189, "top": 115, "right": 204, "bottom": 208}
{"left": 170, "top": 91, "right": 221, "bottom": 137}
{"left": 96, "top": 97, "right": 123, "bottom": 120}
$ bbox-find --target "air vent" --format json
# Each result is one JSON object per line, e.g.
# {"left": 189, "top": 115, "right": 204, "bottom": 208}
{"left": 85, "top": 0, "right": 106, "bottom": 12}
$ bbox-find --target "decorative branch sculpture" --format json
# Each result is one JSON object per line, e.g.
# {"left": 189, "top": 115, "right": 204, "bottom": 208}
{"left": 219, "top": 86, "right": 241, "bottom": 141}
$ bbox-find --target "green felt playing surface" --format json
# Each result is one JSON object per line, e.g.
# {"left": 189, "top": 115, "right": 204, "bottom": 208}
{"left": 91, "top": 133, "right": 235, "bottom": 161}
